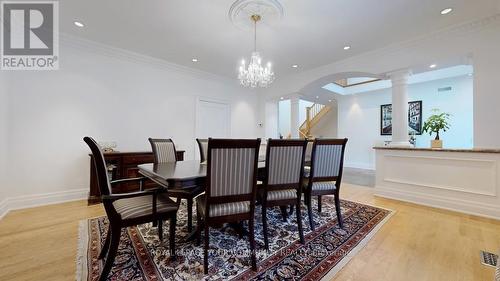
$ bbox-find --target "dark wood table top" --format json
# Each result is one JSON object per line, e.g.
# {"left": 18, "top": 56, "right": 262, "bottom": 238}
{"left": 138, "top": 160, "right": 266, "bottom": 188}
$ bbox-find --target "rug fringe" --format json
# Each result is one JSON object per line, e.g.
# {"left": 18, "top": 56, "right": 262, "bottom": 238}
{"left": 76, "top": 219, "right": 89, "bottom": 281}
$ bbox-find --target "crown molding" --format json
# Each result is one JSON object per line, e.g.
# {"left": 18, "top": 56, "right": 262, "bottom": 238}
{"left": 59, "top": 33, "right": 238, "bottom": 86}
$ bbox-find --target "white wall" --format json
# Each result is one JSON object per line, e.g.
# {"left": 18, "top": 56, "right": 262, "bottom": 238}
{"left": 1, "top": 39, "right": 259, "bottom": 202}
{"left": 0, "top": 73, "right": 8, "bottom": 204}
{"left": 278, "top": 99, "right": 315, "bottom": 137}
{"left": 261, "top": 15, "right": 500, "bottom": 149}
{"left": 310, "top": 104, "right": 338, "bottom": 138}
{"left": 338, "top": 75, "right": 473, "bottom": 169}
{"left": 278, "top": 99, "right": 290, "bottom": 138}
{"left": 298, "top": 100, "right": 314, "bottom": 125}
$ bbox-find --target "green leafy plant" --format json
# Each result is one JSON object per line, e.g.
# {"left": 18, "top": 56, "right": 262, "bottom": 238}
{"left": 422, "top": 109, "right": 451, "bottom": 140}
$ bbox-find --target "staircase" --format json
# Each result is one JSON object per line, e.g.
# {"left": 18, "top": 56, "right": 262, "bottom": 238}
{"left": 299, "top": 103, "right": 331, "bottom": 138}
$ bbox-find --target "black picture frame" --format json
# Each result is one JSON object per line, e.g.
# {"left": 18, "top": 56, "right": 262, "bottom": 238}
{"left": 380, "top": 101, "right": 422, "bottom": 135}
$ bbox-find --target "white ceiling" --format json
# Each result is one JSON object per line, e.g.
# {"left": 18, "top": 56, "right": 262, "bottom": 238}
{"left": 59, "top": 0, "right": 500, "bottom": 78}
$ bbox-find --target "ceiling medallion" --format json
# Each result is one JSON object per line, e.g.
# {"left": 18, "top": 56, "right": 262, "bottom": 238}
{"left": 230, "top": 0, "right": 282, "bottom": 88}
{"left": 229, "top": 0, "right": 284, "bottom": 30}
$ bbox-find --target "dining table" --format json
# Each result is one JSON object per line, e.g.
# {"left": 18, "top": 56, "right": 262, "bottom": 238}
{"left": 138, "top": 160, "right": 266, "bottom": 190}
{"left": 137, "top": 153, "right": 310, "bottom": 191}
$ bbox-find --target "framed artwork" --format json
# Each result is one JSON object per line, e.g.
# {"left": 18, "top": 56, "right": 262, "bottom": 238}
{"left": 380, "top": 101, "right": 422, "bottom": 135}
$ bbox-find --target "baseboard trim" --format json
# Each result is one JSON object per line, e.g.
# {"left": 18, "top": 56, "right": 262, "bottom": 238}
{"left": 375, "top": 185, "right": 500, "bottom": 220}
{"left": 0, "top": 189, "right": 88, "bottom": 220}
{"left": 344, "top": 162, "right": 375, "bottom": 170}
{"left": 0, "top": 199, "right": 9, "bottom": 220}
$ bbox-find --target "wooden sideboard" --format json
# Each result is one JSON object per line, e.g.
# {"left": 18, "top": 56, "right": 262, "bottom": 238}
{"left": 88, "top": 151, "right": 185, "bottom": 204}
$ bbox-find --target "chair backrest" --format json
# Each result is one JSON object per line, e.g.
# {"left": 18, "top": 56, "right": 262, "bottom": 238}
{"left": 84, "top": 137, "right": 112, "bottom": 196}
{"left": 305, "top": 140, "right": 314, "bottom": 162}
{"left": 206, "top": 138, "right": 260, "bottom": 205}
{"left": 309, "top": 138, "right": 348, "bottom": 182}
{"left": 149, "top": 138, "right": 177, "bottom": 163}
{"left": 196, "top": 138, "right": 208, "bottom": 163}
{"left": 264, "top": 139, "right": 307, "bottom": 190}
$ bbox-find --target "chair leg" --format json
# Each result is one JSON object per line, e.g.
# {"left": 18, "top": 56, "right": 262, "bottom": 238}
{"left": 169, "top": 214, "right": 177, "bottom": 259}
{"left": 99, "top": 225, "right": 121, "bottom": 281}
{"left": 248, "top": 218, "right": 257, "bottom": 271}
{"left": 98, "top": 225, "right": 111, "bottom": 260}
{"left": 289, "top": 205, "right": 294, "bottom": 215}
{"left": 158, "top": 220, "right": 163, "bottom": 241}
{"left": 334, "top": 192, "right": 343, "bottom": 228}
{"left": 306, "top": 192, "right": 315, "bottom": 231}
{"left": 196, "top": 207, "right": 202, "bottom": 246}
{"left": 279, "top": 206, "right": 288, "bottom": 222}
{"left": 204, "top": 224, "right": 209, "bottom": 274}
{"left": 237, "top": 221, "right": 244, "bottom": 239}
{"left": 296, "top": 199, "right": 305, "bottom": 244}
{"left": 262, "top": 202, "right": 269, "bottom": 250}
{"left": 187, "top": 197, "right": 193, "bottom": 233}
{"left": 318, "top": 195, "right": 322, "bottom": 213}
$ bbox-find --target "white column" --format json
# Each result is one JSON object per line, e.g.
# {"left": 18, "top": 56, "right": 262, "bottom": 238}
{"left": 389, "top": 70, "right": 412, "bottom": 147}
{"left": 290, "top": 95, "right": 300, "bottom": 138}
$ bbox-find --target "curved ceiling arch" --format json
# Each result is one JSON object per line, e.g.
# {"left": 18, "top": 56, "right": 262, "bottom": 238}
{"left": 296, "top": 71, "right": 384, "bottom": 103}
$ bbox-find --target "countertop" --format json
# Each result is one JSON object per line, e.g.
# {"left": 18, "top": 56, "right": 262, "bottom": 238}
{"left": 373, "top": 146, "right": 500, "bottom": 153}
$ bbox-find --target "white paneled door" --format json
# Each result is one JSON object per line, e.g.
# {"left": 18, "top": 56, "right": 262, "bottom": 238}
{"left": 196, "top": 98, "right": 230, "bottom": 139}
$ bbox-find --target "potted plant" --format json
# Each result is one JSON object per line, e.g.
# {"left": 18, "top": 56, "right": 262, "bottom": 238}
{"left": 422, "top": 109, "right": 451, "bottom": 148}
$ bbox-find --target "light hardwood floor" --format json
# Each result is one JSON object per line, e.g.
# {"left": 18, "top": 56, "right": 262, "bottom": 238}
{"left": 0, "top": 184, "right": 499, "bottom": 281}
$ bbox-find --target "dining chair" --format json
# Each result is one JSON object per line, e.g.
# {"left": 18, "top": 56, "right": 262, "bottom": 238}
{"left": 84, "top": 137, "right": 178, "bottom": 281}
{"left": 305, "top": 139, "right": 314, "bottom": 163}
{"left": 196, "top": 138, "right": 208, "bottom": 163}
{"left": 304, "top": 138, "right": 348, "bottom": 230}
{"left": 149, "top": 138, "right": 203, "bottom": 232}
{"left": 259, "top": 139, "right": 307, "bottom": 250}
{"left": 196, "top": 138, "right": 261, "bottom": 274}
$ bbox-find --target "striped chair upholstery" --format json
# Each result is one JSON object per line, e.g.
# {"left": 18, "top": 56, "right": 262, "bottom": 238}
{"left": 197, "top": 195, "right": 250, "bottom": 217}
{"left": 312, "top": 144, "right": 343, "bottom": 177}
{"left": 201, "top": 145, "right": 257, "bottom": 217}
{"left": 267, "top": 145, "right": 304, "bottom": 185}
{"left": 267, "top": 189, "right": 297, "bottom": 201}
{"left": 210, "top": 148, "right": 256, "bottom": 197}
{"left": 312, "top": 181, "right": 337, "bottom": 191}
{"left": 113, "top": 194, "right": 178, "bottom": 220}
{"left": 149, "top": 138, "right": 176, "bottom": 163}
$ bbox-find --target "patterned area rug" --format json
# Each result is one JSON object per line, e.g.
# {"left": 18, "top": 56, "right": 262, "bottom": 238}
{"left": 77, "top": 197, "right": 392, "bottom": 281}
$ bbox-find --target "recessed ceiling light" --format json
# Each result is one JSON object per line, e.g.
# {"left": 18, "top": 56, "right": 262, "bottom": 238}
{"left": 280, "top": 97, "right": 284, "bottom": 100}
{"left": 328, "top": 100, "right": 332, "bottom": 102}
{"left": 343, "top": 46, "right": 351, "bottom": 50}
{"left": 316, "top": 96, "right": 319, "bottom": 99}
{"left": 292, "top": 64, "right": 298, "bottom": 68}
{"left": 429, "top": 64, "right": 437, "bottom": 69}
{"left": 440, "top": 8, "right": 453, "bottom": 15}
{"left": 192, "top": 58, "right": 198, "bottom": 62}
{"left": 74, "top": 21, "right": 84, "bottom": 27}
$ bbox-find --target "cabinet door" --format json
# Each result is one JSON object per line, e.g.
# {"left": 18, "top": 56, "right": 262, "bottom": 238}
{"left": 120, "top": 166, "right": 142, "bottom": 192}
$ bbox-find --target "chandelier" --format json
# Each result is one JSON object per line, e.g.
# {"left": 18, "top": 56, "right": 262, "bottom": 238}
{"left": 238, "top": 14, "right": 275, "bottom": 88}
